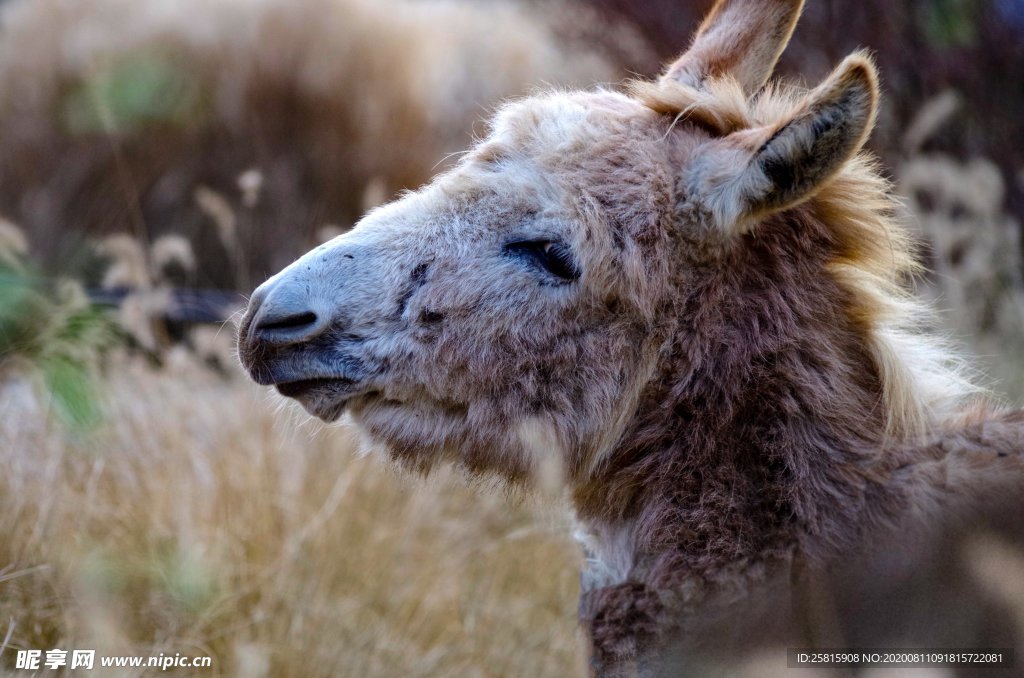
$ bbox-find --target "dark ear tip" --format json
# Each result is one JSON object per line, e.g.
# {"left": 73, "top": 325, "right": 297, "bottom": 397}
{"left": 834, "top": 52, "right": 880, "bottom": 98}
{"left": 822, "top": 52, "right": 880, "bottom": 130}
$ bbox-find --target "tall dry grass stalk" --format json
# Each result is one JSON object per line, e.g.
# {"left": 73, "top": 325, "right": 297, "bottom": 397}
{"left": 0, "top": 218, "right": 28, "bottom": 272}
{"left": 0, "top": 356, "right": 584, "bottom": 676}
{"left": 900, "top": 94, "right": 1024, "bottom": 401}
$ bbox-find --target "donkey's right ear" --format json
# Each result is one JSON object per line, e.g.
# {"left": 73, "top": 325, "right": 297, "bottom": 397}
{"left": 688, "top": 53, "right": 880, "bottom": 234}
{"left": 662, "top": 0, "right": 804, "bottom": 96}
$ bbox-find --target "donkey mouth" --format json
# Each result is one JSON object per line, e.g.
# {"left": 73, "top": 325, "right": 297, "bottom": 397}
{"left": 275, "top": 377, "right": 353, "bottom": 399}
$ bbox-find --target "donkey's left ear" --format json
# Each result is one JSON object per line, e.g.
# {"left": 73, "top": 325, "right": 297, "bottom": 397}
{"left": 691, "top": 53, "right": 879, "bottom": 233}
{"left": 663, "top": 0, "right": 804, "bottom": 95}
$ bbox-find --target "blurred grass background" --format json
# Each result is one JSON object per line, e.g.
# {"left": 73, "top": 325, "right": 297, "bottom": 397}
{"left": 0, "top": 0, "right": 1022, "bottom": 675}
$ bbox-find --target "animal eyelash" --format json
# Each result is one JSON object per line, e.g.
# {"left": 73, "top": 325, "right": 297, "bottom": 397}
{"left": 504, "top": 240, "right": 580, "bottom": 282}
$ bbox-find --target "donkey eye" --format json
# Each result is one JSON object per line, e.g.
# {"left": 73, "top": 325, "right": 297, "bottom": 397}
{"left": 505, "top": 240, "right": 580, "bottom": 282}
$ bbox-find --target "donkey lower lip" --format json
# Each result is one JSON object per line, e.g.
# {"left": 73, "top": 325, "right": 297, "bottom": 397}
{"left": 243, "top": 348, "right": 368, "bottom": 388}
{"left": 275, "top": 377, "right": 356, "bottom": 399}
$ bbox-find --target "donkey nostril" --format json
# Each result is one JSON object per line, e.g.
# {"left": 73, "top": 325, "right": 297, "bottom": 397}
{"left": 256, "top": 310, "right": 318, "bottom": 333}
{"left": 245, "top": 278, "right": 328, "bottom": 347}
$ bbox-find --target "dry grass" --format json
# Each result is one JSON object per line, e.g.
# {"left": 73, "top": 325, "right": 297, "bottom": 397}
{"left": 0, "top": 0, "right": 630, "bottom": 288}
{"left": 0, "top": 354, "right": 584, "bottom": 677}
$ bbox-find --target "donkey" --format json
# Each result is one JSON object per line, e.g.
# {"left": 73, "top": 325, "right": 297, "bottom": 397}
{"left": 239, "top": 0, "right": 1024, "bottom": 673}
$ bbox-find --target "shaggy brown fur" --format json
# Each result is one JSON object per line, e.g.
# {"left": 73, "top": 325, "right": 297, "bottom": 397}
{"left": 571, "top": 4, "right": 1019, "bottom": 671}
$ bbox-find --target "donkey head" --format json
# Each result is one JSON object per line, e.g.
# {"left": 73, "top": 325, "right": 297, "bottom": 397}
{"left": 238, "top": 0, "right": 880, "bottom": 482}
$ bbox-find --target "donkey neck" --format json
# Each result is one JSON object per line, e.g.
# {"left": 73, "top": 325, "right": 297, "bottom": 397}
{"left": 573, "top": 210, "right": 893, "bottom": 572}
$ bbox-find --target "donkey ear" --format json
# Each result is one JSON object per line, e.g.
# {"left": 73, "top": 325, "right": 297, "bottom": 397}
{"left": 691, "top": 54, "right": 880, "bottom": 232}
{"left": 662, "top": 0, "right": 804, "bottom": 95}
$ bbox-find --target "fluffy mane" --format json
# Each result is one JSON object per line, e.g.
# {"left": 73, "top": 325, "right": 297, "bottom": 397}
{"left": 630, "top": 72, "right": 989, "bottom": 439}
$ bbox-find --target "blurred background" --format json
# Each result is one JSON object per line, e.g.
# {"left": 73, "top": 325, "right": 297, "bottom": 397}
{"left": 0, "top": 0, "right": 1022, "bottom": 675}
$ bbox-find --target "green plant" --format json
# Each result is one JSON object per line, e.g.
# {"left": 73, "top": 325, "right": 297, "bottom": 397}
{"left": 0, "top": 251, "right": 116, "bottom": 428}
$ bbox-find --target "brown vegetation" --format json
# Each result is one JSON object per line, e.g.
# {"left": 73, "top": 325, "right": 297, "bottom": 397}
{"left": 0, "top": 355, "right": 585, "bottom": 676}
{"left": 0, "top": 0, "right": 637, "bottom": 289}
